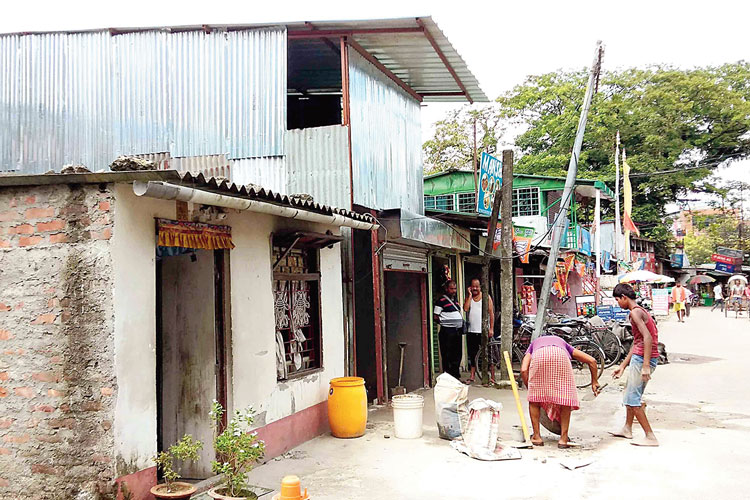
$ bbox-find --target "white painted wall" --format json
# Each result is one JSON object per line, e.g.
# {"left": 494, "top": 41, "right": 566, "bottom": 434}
{"left": 111, "top": 184, "right": 346, "bottom": 470}
{"left": 226, "top": 211, "right": 345, "bottom": 426}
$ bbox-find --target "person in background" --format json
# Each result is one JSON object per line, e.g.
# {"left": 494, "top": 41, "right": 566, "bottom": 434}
{"left": 610, "top": 283, "right": 660, "bottom": 447}
{"left": 729, "top": 279, "right": 746, "bottom": 312}
{"left": 433, "top": 280, "right": 463, "bottom": 380}
{"left": 521, "top": 336, "right": 600, "bottom": 448}
{"left": 711, "top": 282, "right": 725, "bottom": 312}
{"left": 463, "top": 278, "right": 495, "bottom": 385}
{"left": 671, "top": 281, "right": 687, "bottom": 323}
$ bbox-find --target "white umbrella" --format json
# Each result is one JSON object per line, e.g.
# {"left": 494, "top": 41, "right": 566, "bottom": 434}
{"left": 618, "top": 270, "right": 675, "bottom": 284}
{"left": 729, "top": 275, "right": 748, "bottom": 284}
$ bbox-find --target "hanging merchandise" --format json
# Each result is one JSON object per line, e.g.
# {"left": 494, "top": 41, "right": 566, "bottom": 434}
{"left": 553, "top": 262, "right": 571, "bottom": 301}
{"left": 575, "top": 257, "right": 586, "bottom": 278}
{"left": 521, "top": 283, "right": 538, "bottom": 315}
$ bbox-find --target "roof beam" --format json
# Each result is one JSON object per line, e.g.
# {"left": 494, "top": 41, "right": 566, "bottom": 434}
{"left": 346, "top": 38, "right": 423, "bottom": 103}
{"left": 302, "top": 22, "right": 340, "bottom": 56}
{"left": 288, "top": 27, "right": 423, "bottom": 39}
{"left": 415, "top": 18, "right": 473, "bottom": 104}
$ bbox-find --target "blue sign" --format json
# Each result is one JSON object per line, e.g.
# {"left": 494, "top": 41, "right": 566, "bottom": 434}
{"left": 670, "top": 254, "right": 684, "bottom": 268}
{"left": 602, "top": 250, "right": 611, "bottom": 272}
{"left": 715, "top": 262, "right": 736, "bottom": 274}
{"left": 477, "top": 152, "right": 503, "bottom": 216}
{"left": 579, "top": 226, "right": 592, "bottom": 256}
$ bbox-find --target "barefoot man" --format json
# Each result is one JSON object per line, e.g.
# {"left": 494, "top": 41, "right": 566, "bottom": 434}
{"left": 610, "top": 283, "right": 660, "bottom": 446}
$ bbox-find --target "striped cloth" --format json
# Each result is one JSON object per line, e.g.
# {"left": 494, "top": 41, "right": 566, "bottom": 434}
{"left": 527, "top": 345, "right": 579, "bottom": 423}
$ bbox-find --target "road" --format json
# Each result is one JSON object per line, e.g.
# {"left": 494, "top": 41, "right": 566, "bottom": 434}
{"left": 247, "top": 307, "right": 750, "bottom": 499}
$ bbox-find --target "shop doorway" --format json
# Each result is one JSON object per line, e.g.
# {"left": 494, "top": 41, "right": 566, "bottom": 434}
{"left": 384, "top": 271, "right": 428, "bottom": 393}
{"left": 156, "top": 249, "right": 230, "bottom": 479}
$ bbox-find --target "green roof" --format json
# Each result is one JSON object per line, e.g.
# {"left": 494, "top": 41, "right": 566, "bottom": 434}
{"left": 423, "top": 170, "right": 614, "bottom": 200}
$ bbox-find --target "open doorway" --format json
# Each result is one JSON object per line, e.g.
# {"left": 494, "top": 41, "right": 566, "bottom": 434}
{"left": 156, "top": 248, "right": 230, "bottom": 479}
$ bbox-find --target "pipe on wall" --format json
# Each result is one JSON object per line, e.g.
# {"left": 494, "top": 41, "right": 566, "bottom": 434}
{"left": 132, "top": 181, "right": 378, "bottom": 231}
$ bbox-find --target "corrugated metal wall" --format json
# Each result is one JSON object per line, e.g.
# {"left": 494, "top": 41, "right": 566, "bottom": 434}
{"left": 232, "top": 156, "right": 287, "bottom": 193}
{"left": 0, "top": 28, "right": 286, "bottom": 174}
{"left": 286, "top": 125, "right": 350, "bottom": 208}
{"left": 348, "top": 50, "right": 424, "bottom": 214}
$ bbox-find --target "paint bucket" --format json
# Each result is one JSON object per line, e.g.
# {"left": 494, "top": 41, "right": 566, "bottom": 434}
{"left": 328, "top": 377, "right": 367, "bottom": 438}
{"left": 392, "top": 394, "right": 424, "bottom": 439}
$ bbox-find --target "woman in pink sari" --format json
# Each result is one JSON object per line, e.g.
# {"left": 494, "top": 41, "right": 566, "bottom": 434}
{"left": 521, "top": 336, "right": 600, "bottom": 448}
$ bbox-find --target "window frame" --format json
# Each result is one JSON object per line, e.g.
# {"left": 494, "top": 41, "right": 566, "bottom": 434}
{"left": 456, "top": 191, "right": 476, "bottom": 213}
{"left": 512, "top": 187, "right": 541, "bottom": 217}
{"left": 272, "top": 239, "right": 324, "bottom": 381}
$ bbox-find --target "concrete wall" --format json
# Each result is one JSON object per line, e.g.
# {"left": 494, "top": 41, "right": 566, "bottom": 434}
{"left": 0, "top": 184, "right": 117, "bottom": 498}
{"left": 111, "top": 184, "right": 345, "bottom": 477}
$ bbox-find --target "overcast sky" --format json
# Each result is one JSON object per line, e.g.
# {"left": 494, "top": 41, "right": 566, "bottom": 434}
{"left": 3, "top": 0, "right": 748, "bottom": 194}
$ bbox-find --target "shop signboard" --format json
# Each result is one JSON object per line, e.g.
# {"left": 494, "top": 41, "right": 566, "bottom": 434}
{"left": 670, "top": 253, "right": 683, "bottom": 268}
{"left": 476, "top": 152, "right": 503, "bottom": 216}
{"left": 652, "top": 288, "right": 669, "bottom": 316}
{"left": 715, "top": 262, "right": 736, "bottom": 274}
{"left": 711, "top": 253, "right": 740, "bottom": 265}
{"left": 717, "top": 247, "right": 743, "bottom": 259}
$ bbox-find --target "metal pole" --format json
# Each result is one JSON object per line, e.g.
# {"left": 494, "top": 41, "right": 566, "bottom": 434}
{"left": 533, "top": 41, "right": 604, "bottom": 340}
{"left": 473, "top": 117, "right": 478, "bottom": 196}
{"left": 614, "top": 131, "right": 621, "bottom": 261}
{"left": 499, "top": 150, "right": 514, "bottom": 380}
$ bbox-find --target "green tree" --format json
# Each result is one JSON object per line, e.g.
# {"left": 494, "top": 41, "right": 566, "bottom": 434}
{"left": 425, "top": 63, "right": 750, "bottom": 252}
{"left": 423, "top": 105, "right": 503, "bottom": 174}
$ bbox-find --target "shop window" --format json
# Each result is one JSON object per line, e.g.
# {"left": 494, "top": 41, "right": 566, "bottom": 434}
{"left": 424, "top": 194, "right": 454, "bottom": 211}
{"left": 272, "top": 244, "right": 322, "bottom": 379}
{"left": 457, "top": 192, "right": 476, "bottom": 213}
{"left": 512, "top": 187, "right": 541, "bottom": 217}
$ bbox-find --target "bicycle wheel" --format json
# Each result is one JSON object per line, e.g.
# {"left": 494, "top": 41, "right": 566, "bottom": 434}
{"left": 595, "top": 329, "right": 623, "bottom": 369}
{"left": 569, "top": 340, "right": 605, "bottom": 389}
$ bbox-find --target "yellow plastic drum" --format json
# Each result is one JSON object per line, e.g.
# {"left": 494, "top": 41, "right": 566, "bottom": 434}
{"left": 327, "top": 377, "right": 367, "bottom": 438}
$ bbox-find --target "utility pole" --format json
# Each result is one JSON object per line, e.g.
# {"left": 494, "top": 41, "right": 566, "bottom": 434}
{"left": 533, "top": 41, "right": 604, "bottom": 340}
{"left": 480, "top": 171, "right": 502, "bottom": 384}
{"left": 499, "top": 150, "right": 514, "bottom": 380}
{"left": 473, "top": 117, "right": 478, "bottom": 195}
{"left": 614, "top": 131, "right": 622, "bottom": 260}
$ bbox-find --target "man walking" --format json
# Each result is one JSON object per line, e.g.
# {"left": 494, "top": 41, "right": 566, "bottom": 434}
{"left": 463, "top": 278, "right": 495, "bottom": 384}
{"left": 711, "top": 283, "right": 724, "bottom": 312}
{"left": 671, "top": 281, "right": 687, "bottom": 323}
{"left": 610, "top": 283, "right": 660, "bottom": 447}
{"left": 433, "top": 280, "right": 463, "bottom": 380}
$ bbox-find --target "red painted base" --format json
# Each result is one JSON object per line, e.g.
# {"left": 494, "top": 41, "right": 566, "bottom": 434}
{"left": 255, "top": 400, "right": 330, "bottom": 460}
{"left": 114, "top": 403, "right": 328, "bottom": 499}
{"left": 115, "top": 466, "right": 157, "bottom": 500}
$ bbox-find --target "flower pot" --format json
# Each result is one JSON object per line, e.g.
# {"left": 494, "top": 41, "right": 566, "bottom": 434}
{"left": 207, "top": 486, "right": 258, "bottom": 500}
{"left": 150, "top": 482, "right": 197, "bottom": 499}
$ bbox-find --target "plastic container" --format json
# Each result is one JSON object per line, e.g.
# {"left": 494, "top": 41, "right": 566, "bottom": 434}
{"left": 328, "top": 377, "right": 367, "bottom": 438}
{"left": 392, "top": 394, "right": 424, "bottom": 439}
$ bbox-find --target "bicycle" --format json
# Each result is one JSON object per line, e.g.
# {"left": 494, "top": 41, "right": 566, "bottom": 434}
{"left": 542, "top": 322, "right": 606, "bottom": 388}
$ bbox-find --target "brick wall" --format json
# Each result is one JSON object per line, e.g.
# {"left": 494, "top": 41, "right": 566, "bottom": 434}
{"left": 0, "top": 183, "right": 117, "bottom": 499}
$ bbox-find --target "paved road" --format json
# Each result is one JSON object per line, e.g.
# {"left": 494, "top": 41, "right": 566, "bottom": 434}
{"left": 248, "top": 307, "right": 750, "bottom": 499}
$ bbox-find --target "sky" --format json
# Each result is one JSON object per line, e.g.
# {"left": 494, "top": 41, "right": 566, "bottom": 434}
{"left": 2, "top": 0, "right": 748, "bottom": 200}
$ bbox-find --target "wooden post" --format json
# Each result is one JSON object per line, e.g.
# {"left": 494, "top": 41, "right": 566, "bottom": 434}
{"left": 480, "top": 168, "right": 503, "bottom": 385}
{"left": 499, "top": 150, "right": 514, "bottom": 381}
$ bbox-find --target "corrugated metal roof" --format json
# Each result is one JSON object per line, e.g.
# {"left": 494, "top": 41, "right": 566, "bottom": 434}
{"left": 1, "top": 16, "right": 487, "bottom": 104}
{"left": 0, "top": 170, "right": 374, "bottom": 224}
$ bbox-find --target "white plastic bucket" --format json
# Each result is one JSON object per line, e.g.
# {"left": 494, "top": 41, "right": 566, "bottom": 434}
{"left": 392, "top": 394, "right": 424, "bottom": 439}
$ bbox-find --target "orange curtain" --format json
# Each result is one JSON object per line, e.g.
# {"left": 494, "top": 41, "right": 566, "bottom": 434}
{"left": 157, "top": 218, "right": 234, "bottom": 250}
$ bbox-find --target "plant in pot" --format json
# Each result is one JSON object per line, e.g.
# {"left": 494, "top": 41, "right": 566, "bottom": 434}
{"left": 150, "top": 434, "right": 204, "bottom": 499}
{"left": 207, "top": 401, "right": 266, "bottom": 500}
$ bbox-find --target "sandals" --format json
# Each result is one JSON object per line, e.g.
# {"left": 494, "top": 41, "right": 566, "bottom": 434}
{"left": 464, "top": 378, "right": 475, "bottom": 385}
{"left": 558, "top": 441, "right": 582, "bottom": 449}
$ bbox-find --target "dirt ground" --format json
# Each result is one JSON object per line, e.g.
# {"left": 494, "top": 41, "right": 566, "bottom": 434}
{"left": 247, "top": 306, "right": 750, "bottom": 499}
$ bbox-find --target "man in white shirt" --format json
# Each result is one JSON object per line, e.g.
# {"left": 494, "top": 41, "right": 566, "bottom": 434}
{"left": 711, "top": 283, "right": 724, "bottom": 312}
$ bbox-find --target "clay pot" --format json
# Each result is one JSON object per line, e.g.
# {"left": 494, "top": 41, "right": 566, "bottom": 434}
{"left": 207, "top": 486, "right": 258, "bottom": 500}
{"left": 150, "top": 481, "right": 197, "bottom": 499}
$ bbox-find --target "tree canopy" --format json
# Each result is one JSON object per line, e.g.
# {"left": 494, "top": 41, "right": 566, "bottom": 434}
{"left": 424, "top": 62, "right": 750, "bottom": 249}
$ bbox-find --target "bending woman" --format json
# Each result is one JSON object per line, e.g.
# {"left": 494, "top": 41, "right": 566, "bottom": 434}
{"left": 521, "top": 336, "right": 600, "bottom": 448}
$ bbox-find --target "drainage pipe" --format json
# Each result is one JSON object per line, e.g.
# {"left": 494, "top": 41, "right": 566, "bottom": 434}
{"left": 133, "top": 181, "right": 378, "bottom": 231}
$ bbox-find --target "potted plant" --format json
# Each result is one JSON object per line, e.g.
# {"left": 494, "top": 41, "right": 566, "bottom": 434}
{"left": 150, "top": 434, "right": 204, "bottom": 499}
{"left": 207, "top": 401, "right": 266, "bottom": 500}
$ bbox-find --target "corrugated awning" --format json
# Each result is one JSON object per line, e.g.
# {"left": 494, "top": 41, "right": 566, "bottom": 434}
{"left": 286, "top": 17, "right": 488, "bottom": 103}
